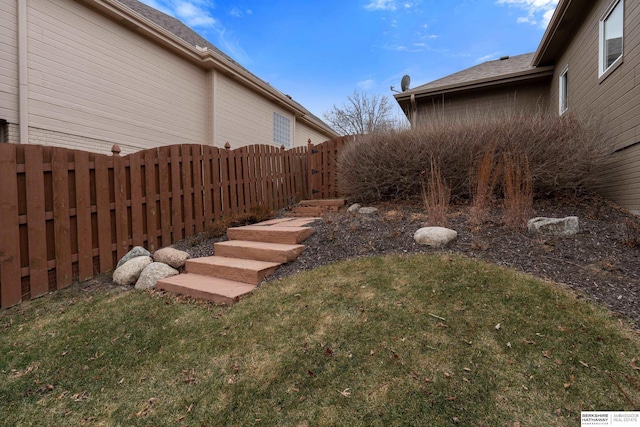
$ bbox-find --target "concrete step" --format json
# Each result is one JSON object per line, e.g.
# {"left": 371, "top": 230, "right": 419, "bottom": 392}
{"left": 299, "top": 199, "right": 346, "bottom": 207}
{"left": 185, "top": 256, "right": 280, "bottom": 285}
{"left": 157, "top": 274, "right": 256, "bottom": 305}
{"left": 215, "top": 240, "right": 306, "bottom": 263}
{"left": 227, "top": 225, "right": 313, "bottom": 244}
{"left": 291, "top": 206, "right": 325, "bottom": 216}
{"left": 254, "top": 218, "right": 320, "bottom": 227}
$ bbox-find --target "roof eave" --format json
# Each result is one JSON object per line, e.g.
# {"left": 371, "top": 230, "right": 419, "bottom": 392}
{"left": 532, "top": 0, "right": 573, "bottom": 66}
{"left": 79, "top": 0, "right": 338, "bottom": 138}
{"left": 394, "top": 66, "right": 554, "bottom": 103}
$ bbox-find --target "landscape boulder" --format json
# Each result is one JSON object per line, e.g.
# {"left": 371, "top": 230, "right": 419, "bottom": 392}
{"left": 135, "top": 262, "right": 179, "bottom": 290}
{"left": 358, "top": 207, "right": 378, "bottom": 215}
{"left": 527, "top": 216, "right": 580, "bottom": 236}
{"left": 116, "top": 246, "right": 151, "bottom": 269}
{"left": 347, "top": 203, "right": 362, "bottom": 213}
{"left": 113, "top": 256, "right": 153, "bottom": 286}
{"left": 153, "top": 247, "right": 190, "bottom": 269}
{"left": 414, "top": 227, "right": 457, "bottom": 247}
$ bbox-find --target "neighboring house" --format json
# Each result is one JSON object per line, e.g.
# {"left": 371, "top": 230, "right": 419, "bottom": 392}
{"left": 0, "top": 0, "right": 337, "bottom": 154}
{"left": 395, "top": 0, "right": 640, "bottom": 214}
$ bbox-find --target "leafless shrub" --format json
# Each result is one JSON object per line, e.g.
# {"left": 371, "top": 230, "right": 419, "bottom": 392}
{"left": 501, "top": 151, "right": 533, "bottom": 229}
{"left": 421, "top": 156, "right": 450, "bottom": 227}
{"left": 337, "top": 112, "right": 606, "bottom": 203}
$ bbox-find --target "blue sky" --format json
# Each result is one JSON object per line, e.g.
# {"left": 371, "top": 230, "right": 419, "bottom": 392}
{"left": 138, "top": 0, "right": 558, "bottom": 121}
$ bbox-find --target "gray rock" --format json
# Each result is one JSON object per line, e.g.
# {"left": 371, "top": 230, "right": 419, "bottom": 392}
{"left": 113, "top": 256, "right": 153, "bottom": 286}
{"left": 116, "top": 246, "right": 151, "bottom": 269}
{"left": 527, "top": 216, "right": 580, "bottom": 236}
{"left": 358, "top": 207, "right": 378, "bottom": 215}
{"left": 135, "top": 262, "right": 179, "bottom": 290}
{"left": 347, "top": 203, "right": 361, "bottom": 213}
{"left": 414, "top": 227, "right": 457, "bottom": 247}
{"left": 153, "top": 247, "right": 190, "bottom": 268}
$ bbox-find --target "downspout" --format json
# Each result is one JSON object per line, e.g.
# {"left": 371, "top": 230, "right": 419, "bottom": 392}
{"left": 18, "top": 0, "right": 29, "bottom": 144}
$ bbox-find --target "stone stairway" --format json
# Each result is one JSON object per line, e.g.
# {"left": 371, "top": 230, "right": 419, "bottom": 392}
{"left": 290, "top": 199, "right": 346, "bottom": 217}
{"left": 157, "top": 217, "right": 319, "bottom": 305}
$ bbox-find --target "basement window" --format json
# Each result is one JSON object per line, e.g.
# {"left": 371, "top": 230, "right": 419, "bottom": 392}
{"left": 599, "top": 0, "right": 624, "bottom": 76}
{"left": 273, "top": 112, "right": 291, "bottom": 148}
{"left": 559, "top": 67, "right": 569, "bottom": 115}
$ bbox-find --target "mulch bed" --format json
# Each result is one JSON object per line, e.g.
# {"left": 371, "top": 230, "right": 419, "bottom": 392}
{"left": 175, "top": 191, "right": 640, "bottom": 327}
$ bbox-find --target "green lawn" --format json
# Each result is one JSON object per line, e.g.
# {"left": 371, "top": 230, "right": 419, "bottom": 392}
{"left": 2, "top": 253, "right": 639, "bottom": 426}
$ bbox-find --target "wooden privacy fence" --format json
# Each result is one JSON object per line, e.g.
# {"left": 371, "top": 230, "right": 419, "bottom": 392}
{"left": 0, "top": 138, "right": 355, "bottom": 309}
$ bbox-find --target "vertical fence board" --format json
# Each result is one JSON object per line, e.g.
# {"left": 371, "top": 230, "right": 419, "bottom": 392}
{"left": 0, "top": 145, "right": 22, "bottom": 307}
{"left": 129, "top": 152, "right": 144, "bottom": 248}
{"left": 182, "top": 145, "right": 194, "bottom": 238}
{"left": 95, "top": 156, "right": 112, "bottom": 271}
{"left": 143, "top": 149, "right": 158, "bottom": 252}
{"left": 158, "top": 147, "right": 171, "bottom": 247}
{"left": 249, "top": 146, "right": 259, "bottom": 208}
{"left": 257, "top": 145, "right": 267, "bottom": 206}
{"left": 265, "top": 146, "right": 275, "bottom": 210}
{"left": 52, "top": 149, "right": 72, "bottom": 288}
{"left": 113, "top": 154, "right": 129, "bottom": 260}
{"left": 74, "top": 151, "right": 93, "bottom": 281}
{"left": 228, "top": 148, "right": 239, "bottom": 215}
{"left": 169, "top": 145, "right": 182, "bottom": 241}
{"left": 241, "top": 147, "right": 251, "bottom": 211}
{"left": 212, "top": 148, "right": 223, "bottom": 221}
{"left": 192, "top": 145, "right": 204, "bottom": 233}
{"left": 24, "top": 146, "right": 48, "bottom": 298}
{"left": 220, "top": 147, "right": 231, "bottom": 216}
{"left": 202, "top": 147, "right": 214, "bottom": 226}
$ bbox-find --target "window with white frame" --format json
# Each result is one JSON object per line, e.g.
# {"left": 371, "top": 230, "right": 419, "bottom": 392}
{"left": 273, "top": 112, "right": 291, "bottom": 148}
{"left": 600, "top": 0, "right": 624, "bottom": 76}
{"left": 559, "top": 67, "right": 568, "bottom": 115}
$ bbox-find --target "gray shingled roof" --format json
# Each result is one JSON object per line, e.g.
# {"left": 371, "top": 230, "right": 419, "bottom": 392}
{"left": 409, "top": 53, "right": 536, "bottom": 93}
{"left": 115, "top": 0, "right": 234, "bottom": 62}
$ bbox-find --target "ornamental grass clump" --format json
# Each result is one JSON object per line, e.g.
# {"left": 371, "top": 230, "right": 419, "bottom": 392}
{"left": 337, "top": 112, "right": 606, "bottom": 203}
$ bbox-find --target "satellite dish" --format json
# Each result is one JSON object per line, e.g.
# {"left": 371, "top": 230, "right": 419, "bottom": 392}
{"left": 401, "top": 75, "right": 411, "bottom": 92}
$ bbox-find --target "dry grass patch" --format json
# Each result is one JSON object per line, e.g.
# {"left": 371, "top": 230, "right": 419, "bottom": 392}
{"left": 2, "top": 254, "right": 640, "bottom": 426}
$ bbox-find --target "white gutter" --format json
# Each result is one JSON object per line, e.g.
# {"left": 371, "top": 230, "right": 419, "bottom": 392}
{"left": 18, "top": 0, "right": 29, "bottom": 144}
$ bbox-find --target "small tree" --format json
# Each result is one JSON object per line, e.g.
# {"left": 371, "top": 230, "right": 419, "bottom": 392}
{"left": 323, "top": 90, "right": 393, "bottom": 136}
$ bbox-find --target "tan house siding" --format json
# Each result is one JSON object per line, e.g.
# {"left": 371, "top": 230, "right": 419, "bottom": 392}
{"left": 25, "top": 0, "right": 209, "bottom": 153}
{"left": 215, "top": 73, "right": 296, "bottom": 148}
{"left": 295, "top": 123, "right": 331, "bottom": 147}
{"left": 548, "top": 0, "right": 640, "bottom": 212}
{"left": 0, "top": 0, "right": 19, "bottom": 124}
{"left": 413, "top": 81, "right": 549, "bottom": 124}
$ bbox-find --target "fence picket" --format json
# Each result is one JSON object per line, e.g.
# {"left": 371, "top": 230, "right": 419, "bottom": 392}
{"left": 113, "top": 153, "right": 129, "bottom": 260}
{"left": 182, "top": 145, "right": 195, "bottom": 238}
{"left": 74, "top": 151, "right": 93, "bottom": 281}
{"left": 129, "top": 152, "right": 144, "bottom": 248}
{"left": 24, "top": 146, "right": 48, "bottom": 297}
{"left": 52, "top": 149, "right": 72, "bottom": 288}
{"left": 192, "top": 145, "right": 204, "bottom": 233}
{"left": 158, "top": 147, "right": 171, "bottom": 248}
{"left": 143, "top": 149, "right": 158, "bottom": 252}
